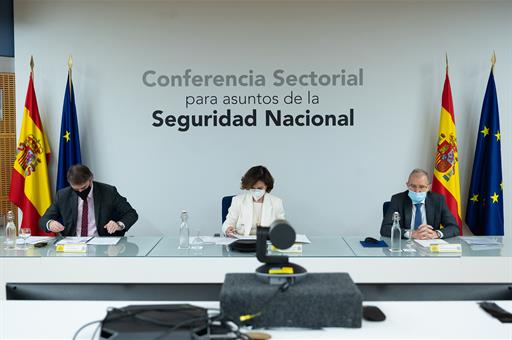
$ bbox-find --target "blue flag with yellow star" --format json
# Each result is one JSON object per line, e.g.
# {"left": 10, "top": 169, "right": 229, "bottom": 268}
{"left": 56, "top": 74, "right": 82, "bottom": 190}
{"left": 466, "top": 69, "right": 503, "bottom": 235}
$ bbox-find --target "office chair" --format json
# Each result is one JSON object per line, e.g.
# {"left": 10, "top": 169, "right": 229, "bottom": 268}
{"left": 222, "top": 195, "right": 235, "bottom": 224}
{"left": 383, "top": 201, "right": 391, "bottom": 218}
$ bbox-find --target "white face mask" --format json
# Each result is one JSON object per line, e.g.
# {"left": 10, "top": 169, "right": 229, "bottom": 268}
{"left": 250, "top": 189, "right": 265, "bottom": 201}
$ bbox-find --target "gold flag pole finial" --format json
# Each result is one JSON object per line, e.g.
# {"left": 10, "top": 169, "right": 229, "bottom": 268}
{"left": 445, "top": 52, "right": 449, "bottom": 73}
{"left": 491, "top": 51, "right": 496, "bottom": 71}
{"left": 30, "top": 55, "right": 34, "bottom": 75}
{"left": 68, "top": 55, "right": 73, "bottom": 72}
{"left": 68, "top": 55, "right": 73, "bottom": 92}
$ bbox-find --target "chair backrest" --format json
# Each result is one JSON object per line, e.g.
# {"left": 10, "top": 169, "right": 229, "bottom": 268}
{"left": 222, "top": 195, "right": 235, "bottom": 224}
{"left": 382, "top": 201, "right": 391, "bottom": 218}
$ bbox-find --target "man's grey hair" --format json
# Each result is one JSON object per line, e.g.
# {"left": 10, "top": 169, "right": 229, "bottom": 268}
{"left": 408, "top": 168, "right": 431, "bottom": 184}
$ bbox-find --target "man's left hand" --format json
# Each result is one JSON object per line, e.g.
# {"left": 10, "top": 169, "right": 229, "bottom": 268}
{"left": 104, "top": 220, "right": 122, "bottom": 234}
{"left": 416, "top": 224, "right": 439, "bottom": 239}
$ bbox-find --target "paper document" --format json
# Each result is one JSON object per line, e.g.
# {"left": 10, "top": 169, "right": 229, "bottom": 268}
{"left": 414, "top": 239, "right": 447, "bottom": 247}
{"left": 295, "top": 234, "right": 311, "bottom": 244}
{"left": 459, "top": 236, "right": 502, "bottom": 246}
{"left": 233, "top": 233, "right": 310, "bottom": 243}
{"left": 87, "top": 237, "right": 121, "bottom": 245}
{"left": 189, "top": 236, "right": 235, "bottom": 246}
{"left": 55, "top": 237, "right": 92, "bottom": 245}
{"left": 233, "top": 235, "right": 256, "bottom": 240}
{"left": 16, "top": 236, "right": 53, "bottom": 245}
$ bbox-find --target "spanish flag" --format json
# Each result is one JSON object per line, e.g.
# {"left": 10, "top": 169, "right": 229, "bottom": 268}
{"left": 9, "top": 62, "right": 52, "bottom": 236}
{"left": 432, "top": 63, "right": 463, "bottom": 234}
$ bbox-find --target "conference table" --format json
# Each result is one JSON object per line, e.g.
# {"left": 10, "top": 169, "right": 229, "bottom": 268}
{"left": 1, "top": 235, "right": 511, "bottom": 339}
{"left": 1, "top": 300, "right": 511, "bottom": 339}
{"left": 0, "top": 235, "right": 510, "bottom": 300}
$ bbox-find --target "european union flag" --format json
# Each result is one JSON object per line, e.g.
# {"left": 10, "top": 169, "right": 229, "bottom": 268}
{"left": 466, "top": 69, "right": 503, "bottom": 235}
{"left": 56, "top": 74, "right": 82, "bottom": 190}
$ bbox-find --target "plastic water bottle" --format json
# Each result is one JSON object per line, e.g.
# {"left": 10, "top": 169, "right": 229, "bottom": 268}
{"left": 5, "top": 211, "right": 17, "bottom": 249}
{"left": 390, "top": 212, "right": 402, "bottom": 252}
{"left": 178, "top": 210, "right": 190, "bottom": 249}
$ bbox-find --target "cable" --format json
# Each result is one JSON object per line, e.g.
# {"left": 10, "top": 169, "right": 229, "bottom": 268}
{"left": 74, "top": 305, "right": 251, "bottom": 340}
{"left": 71, "top": 319, "right": 103, "bottom": 340}
{"left": 152, "top": 315, "right": 210, "bottom": 340}
{"left": 90, "top": 322, "right": 102, "bottom": 340}
{"left": 238, "top": 279, "right": 291, "bottom": 324}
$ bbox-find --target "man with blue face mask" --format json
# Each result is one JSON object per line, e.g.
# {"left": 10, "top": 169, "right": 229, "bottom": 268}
{"left": 380, "top": 168, "right": 459, "bottom": 240}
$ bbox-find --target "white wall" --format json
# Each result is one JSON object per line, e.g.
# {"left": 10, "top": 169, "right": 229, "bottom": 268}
{"left": 0, "top": 57, "right": 14, "bottom": 73}
{"left": 13, "top": 0, "right": 511, "bottom": 237}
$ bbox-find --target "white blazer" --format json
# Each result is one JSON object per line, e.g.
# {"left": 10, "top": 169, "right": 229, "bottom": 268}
{"left": 222, "top": 192, "right": 285, "bottom": 236}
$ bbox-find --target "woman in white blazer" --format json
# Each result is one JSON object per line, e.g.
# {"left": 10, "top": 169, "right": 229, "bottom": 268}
{"left": 222, "top": 166, "right": 285, "bottom": 237}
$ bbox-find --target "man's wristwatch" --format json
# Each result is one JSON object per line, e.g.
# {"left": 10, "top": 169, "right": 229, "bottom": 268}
{"left": 117, "top": 221, "right": 126, "bottom": 230}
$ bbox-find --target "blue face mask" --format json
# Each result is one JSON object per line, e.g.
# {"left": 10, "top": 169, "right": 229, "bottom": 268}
{"left": 408, "top": 190, "right": 427, "bottom": 204}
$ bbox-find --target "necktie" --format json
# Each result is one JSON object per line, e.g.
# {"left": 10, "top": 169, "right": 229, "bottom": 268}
{"left": 80, "top": 198, "right": 88, "bottom": 236}
{"left": 414, "top": 203, "right": 422, "bottom": 229}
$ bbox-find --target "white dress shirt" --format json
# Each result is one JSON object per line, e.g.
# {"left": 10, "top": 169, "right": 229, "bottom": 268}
{"left": 76, "top": 184, "right": 98, "bottom": 237}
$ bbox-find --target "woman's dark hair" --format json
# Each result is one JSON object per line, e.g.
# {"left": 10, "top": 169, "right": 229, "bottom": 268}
{"left": 240, "top": 165, "right": 274, "bottom": 193}
{"left": 67, "top": 165, "right": 93, "bottom": 185}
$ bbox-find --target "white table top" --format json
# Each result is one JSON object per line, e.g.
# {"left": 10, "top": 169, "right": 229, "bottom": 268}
{"left": 1, "top": 300, "right": 511, "bottom": 339}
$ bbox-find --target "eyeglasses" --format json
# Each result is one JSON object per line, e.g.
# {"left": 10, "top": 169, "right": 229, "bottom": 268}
{"left": 408, "top": 184, "right": 429, "bottom": 191}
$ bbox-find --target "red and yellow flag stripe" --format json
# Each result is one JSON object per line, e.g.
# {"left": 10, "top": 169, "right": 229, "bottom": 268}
{"left": 9, "top": 73, "right": 52, "bottom": 236}
{"left": 432, "top": 71, "right": 462, "bottom": 233}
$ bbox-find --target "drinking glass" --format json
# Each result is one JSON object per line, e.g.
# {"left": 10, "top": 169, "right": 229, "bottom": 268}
{"left": 405, "top": 226, "right": 416, "bottom": 251}
{"left": 20, "top": 227, "right": 31, "bottom": 249}
{"left": 0, "top": 215, "right": 5, "bottom": 244}
{"left": 190, "top": 230, "right": 204, "bottom": 250}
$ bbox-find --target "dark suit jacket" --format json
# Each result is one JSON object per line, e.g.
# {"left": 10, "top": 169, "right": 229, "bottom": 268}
{"left": 39, "top": 181, "right": 138, "bottom": 236}
{"left": 380, "top": 190, "right": 459, "bottom": 239}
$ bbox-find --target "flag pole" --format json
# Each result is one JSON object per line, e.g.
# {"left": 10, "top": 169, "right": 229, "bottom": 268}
{"left": 445, "top": 52, "right": 449, "bottom": 74}
{"left": 491, "top": 51, "right": 496, "bottom": 72}
{"left": 68, "top": 55, "right": 73, "bottom": 96}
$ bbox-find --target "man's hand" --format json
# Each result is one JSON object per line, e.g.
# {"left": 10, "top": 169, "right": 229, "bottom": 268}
{"left": 48, "top": 220, "right": 65, "bottom": 233}
{"left": 104, "top": 220, "right": 122, "bottom": 234}
{"left": 225, "top": 225, "right": 236, "bottom": 237}
{"left": 412, "top": 224, "right": 438, "bottom": 240}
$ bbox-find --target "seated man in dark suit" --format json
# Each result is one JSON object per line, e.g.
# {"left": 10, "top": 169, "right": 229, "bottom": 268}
{"left": 381, "top": 168, "right": 459, "bottom": 240}
{"left": 40, "top": 165, "right": 138, "bottom": 237}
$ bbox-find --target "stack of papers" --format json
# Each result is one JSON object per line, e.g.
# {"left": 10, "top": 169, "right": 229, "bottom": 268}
{"left": 460, "top": 236, "right": 502, "bottom": 251}
{"left": 459, "top": 236, "right": 502, "bottom": 246}
{"left": 414, "top": 239, "right": 448, "bottom": 247}
{"left": 430, "top": 243, "right": 462, "bottom": 253}
{"left": 270, "top": 244, "right": 303, "bottom": 253}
